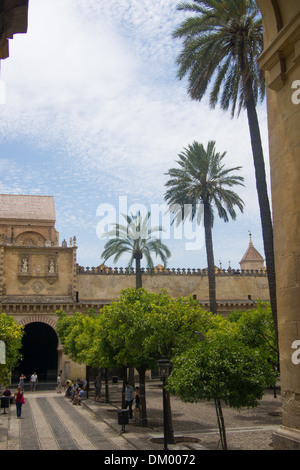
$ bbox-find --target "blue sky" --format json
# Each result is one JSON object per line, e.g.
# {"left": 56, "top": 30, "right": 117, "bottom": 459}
{"left": 0, "top": 0, "right": 271, "bottom": 270}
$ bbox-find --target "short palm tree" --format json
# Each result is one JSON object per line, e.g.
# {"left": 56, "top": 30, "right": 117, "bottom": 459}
{"left": 101, "top": 212, "right": 171, "bottom": 289}
{"left": 164, "top": 140, "right": 244, "bottom": 314}
{"left": 173, "top": 0, "right": 278, "bottom": 344}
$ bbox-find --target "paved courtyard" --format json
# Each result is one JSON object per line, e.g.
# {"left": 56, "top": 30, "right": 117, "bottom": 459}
{"left": 0, "top": 381, "right": 282, "bottom": 451}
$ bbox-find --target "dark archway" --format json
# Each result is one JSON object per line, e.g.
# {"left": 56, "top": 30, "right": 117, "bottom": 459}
{"left": 13, "top": 322, "right": 58, "bottom": 383}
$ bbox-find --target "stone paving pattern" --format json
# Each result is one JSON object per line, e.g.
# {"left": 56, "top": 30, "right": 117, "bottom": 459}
{"left": 0, "top": 381, "right": 282, "bottom": 451}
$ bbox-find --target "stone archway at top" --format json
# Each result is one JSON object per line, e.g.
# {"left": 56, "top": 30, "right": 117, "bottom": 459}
{"left": 15, "top": 318, "right": 60, "bottom": 383}
{"left": 256, "top": 0, "right": 284, "bottom": 45}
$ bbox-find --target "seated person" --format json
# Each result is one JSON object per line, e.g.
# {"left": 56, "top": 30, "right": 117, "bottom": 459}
{"left": 2, "top": 388, "right": 13, "bottom": 404}
{"left": 73, "top": 388, "right": 85, "bottom": 405}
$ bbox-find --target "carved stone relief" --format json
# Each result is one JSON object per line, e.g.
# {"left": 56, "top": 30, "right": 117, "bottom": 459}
{"left": 17, "top": 252, "right": 59, "bottom": 285}
{"left": 31, "top": 280, "right": 45, "bottom": 294}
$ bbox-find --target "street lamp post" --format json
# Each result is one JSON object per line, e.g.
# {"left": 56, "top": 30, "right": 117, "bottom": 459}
{"left": 157, "top": 356, "right": 171, "bottom": 451}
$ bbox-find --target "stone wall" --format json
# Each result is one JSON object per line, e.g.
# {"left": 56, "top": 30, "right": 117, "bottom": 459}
{"left": 257, "top": 0, "right": 300, "bottom": 450}
{"left": 76, "top": 266, "right": 269, "bottom": 315}
{"left": 0, "top": 244, "right": 77, "bottom": 303}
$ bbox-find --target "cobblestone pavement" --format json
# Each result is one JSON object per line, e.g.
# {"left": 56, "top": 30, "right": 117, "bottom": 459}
{"left": 0, "top": 382, "right": 282, "bottom": 452}
{"left": 84, "top": 381, "right": 282, "bottom": 451}
{"left": 1, "top": 391, "right": 135, "bottom": 451}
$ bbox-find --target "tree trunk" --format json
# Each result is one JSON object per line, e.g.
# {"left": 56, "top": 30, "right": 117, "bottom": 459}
{"left": 134, "top": 252, "right": 143, "bottom": 289}
{"left": 238, "top": 47, "right": 278, "bottom": 352}
{"left": 122, "top": 366, "right": 127, "bottom": 409}
{"left": 203, "top": 200, "right": 217, "bottom": 314}
{"left": 244, "top": 82, "right": 278, "bottom": 351}
{"left": 214, "top": 398, "right": 227, "bottom": 450}
{"left": 104, "top": 368, "right": 109, "bottom": 403}
{"left": 137, "top": 367, "right": 147, "bottom": 426}
{"left": 165, "top": 388, "right": 175, "bottom": 444}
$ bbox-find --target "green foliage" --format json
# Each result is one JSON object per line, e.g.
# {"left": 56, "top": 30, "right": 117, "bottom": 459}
{"left": 228, "top": 301, "right": 278, "bottom": 364}
{"left": 56, "top": 309, "right": 96, "bottom": 365}
{"left": 93, "top": 288, "right": 213, "bottom": 370}
{"left": 173, "top": 0, "right": 265, "bottom": 117}
{"left": 169, "top": 302, "right": 278, "bottom": 410}
{"left": 56, "top": 288, "right": 212, "bottom": 372}
{"left": 164, "top": 140, "right": 245, "bottom": 224}
{"left": 56, "top": 293, "right": 278, "bottom": 416}
{"left": 0, "top": 313, "right": 24, "bottom": 386}
{"left": 100, "top": 212, "right": 171, "bottom": 271}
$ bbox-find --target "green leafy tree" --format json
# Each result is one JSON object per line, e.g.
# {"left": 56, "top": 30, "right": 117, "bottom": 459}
{"left": 101, "top": 212, "right": 171, "bottom": 289}
{"left": 56, "top": 310, "right": 96, "bottom": 366}
{"left": 57, "top": 288, "right": 208, "bottom": 441}
{"left": 165, "top": 140, "right": 244, "bottom": 313}
{"left": 173, "top": 0, "right": 277, "bottom": 344}
{"left": 0, "top": 313, "right": 24, "bottom": 386}
{"left": 228, "top": 300, "right": 278, "bottom": 366}
{"left": 169, "top": 321, "right": 278, "bottom": 449}
{"left": 91, "top": 289, "right": 207, "bottom": 434}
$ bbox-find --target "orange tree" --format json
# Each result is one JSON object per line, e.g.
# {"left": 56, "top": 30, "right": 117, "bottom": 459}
{"left": 57, "top": 288, "right": 209, "bottom": 441}
{"left": 168, "top": 305, "right": 278, "bottom": 450}
{"left": 0, "top": 313, "right": 24, "bottom": 387}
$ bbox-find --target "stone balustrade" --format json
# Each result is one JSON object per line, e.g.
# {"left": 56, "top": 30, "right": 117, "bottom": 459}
{"left": 76, "top": 265, "right": 267, "bottom": 277}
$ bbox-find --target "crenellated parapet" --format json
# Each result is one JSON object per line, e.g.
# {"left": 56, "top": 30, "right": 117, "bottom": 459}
{"left": 76, "top": 265, "right": 267, "bottom": 277}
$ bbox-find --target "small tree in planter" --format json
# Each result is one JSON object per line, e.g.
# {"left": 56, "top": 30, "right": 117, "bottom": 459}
{"left": 168, "top": 325, "right": 278, "bottom": 450}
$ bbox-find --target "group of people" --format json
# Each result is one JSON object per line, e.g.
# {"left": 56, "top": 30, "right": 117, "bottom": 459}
{"left": 1, "top": 386, "right": 24, "bottom": 418}
{"left": 18, "top": 372, "right": 38, "bottom": 392}
{"left": 64, "top": 378, "right": 87, "bottom": 405}
{"left": 0, "top": 371, "right": 35, "bottom": 419}
{"left": 2, "top": 372, "right": 141, "bottom": 421}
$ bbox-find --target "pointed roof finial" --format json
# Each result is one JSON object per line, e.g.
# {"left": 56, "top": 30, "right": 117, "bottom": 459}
{"left": 248, "top": 230, "right": 253, "bottom": 246}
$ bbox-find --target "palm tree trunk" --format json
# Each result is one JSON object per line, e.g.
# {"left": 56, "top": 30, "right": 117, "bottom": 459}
{"left": 134, "top": 253, "right": 143, "bottom": 289}
{"left": 203, "top": 200, "right": 217, "bottom": 314}
{"left": 244, "top": 81, "right": 278, "bottom": 350}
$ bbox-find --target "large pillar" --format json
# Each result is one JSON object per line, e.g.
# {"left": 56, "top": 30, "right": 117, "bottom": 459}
{"left": 257, "top": 1, "right": 300, "bottom": 450}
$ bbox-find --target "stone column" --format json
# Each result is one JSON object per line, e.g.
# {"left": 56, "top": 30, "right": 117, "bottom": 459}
{"left": 257, "top": 1, "right": 300, "bottom": 449}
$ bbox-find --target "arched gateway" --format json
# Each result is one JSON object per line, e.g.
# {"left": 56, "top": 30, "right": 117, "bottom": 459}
{"left": 12, "top": 317, "right": 62, "bottom": 385}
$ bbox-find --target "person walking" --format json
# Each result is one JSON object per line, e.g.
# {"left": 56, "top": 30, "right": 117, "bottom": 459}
{"left": 14, "top": 386, "right": 25, "bottom": 418}
{"left": 30, "top": 372, "right": 38, "bottom": 391}
{"left": 57, "top": 373, "right": 62, "bottom": 393}
{"left": 94, "top": 376, "right": 101, "bottom": 402}
{"left": 133, "top": 386, "right": 140, "bottom": 421}
{"left": 19, "top": 374, "right": 26, "bottom": 392}
{"left": 124, "top": 383, "right": 134, "bottom": 419}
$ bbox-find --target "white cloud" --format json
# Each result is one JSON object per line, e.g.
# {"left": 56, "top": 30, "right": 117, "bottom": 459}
{"left": 0, "top": 0, "right": 270, "bottom": 268}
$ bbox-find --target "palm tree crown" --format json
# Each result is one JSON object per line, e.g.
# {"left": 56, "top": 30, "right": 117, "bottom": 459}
{"left": 101, "top": 212, "right": 171, "bottom": 288}
{"left": 173, "top": 0, "right": 265, "bottom": 117}
{"left": 173, "top": 0, "right": 278, "bottom": 346}
{"left": 165, "top": 140, "right": 244, "bottom": 313}
{"left": 165, "top": 140, "right": 244, "bottom": 222}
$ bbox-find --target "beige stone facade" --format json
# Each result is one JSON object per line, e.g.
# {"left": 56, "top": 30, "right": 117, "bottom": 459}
{"left": 76, "top": 265, "right": 269, "bottom": 314}
{"left": 257, "top": 0, "right": 300, "bottom": 450}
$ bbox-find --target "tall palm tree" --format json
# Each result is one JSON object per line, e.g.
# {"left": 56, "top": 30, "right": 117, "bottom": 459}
{"left": 101, "top": 211, "right": 171, "bottom": 289}
{"left": 172, "top": 0, "right": 278, "bottom": 345}
{"left": 164, "top": 140, "right": 244, "bottom": 314}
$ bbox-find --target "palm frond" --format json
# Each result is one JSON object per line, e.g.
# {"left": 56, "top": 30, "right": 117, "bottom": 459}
{"left": 173, "top": 0, "right": 265, "bottom": 115}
